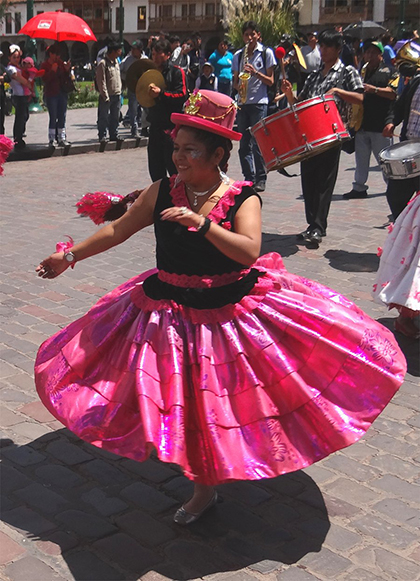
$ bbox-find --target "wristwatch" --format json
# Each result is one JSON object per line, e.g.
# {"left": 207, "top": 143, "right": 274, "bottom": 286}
{"left": 64, "top": 251, "right": 77, "bottom": 264}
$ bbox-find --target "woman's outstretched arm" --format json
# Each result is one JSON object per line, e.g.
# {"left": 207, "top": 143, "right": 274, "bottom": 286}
{"left": 36, "top": 181, "right": 159, "bottom": 278}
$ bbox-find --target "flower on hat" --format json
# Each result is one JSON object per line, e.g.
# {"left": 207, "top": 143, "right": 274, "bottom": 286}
{"left": 184, "top": 90, "right": 203, "bottom": 116}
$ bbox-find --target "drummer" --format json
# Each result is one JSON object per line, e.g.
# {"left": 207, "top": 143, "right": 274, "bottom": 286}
{"left": 281, "top": 29, "right": 364, "bottom": 248}
{"left": 382, "top": 43, "right": 420, "bottom": 219}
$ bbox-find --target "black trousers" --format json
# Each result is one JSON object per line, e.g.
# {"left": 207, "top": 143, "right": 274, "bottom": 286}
{"left": 386, "top": 176, "right": 420, "bottom": 220}
{"left": 12, "top": 96, "right": 29, "bottom": 143}
{"left": 147, "top": 125, "right": 177, "bottom": 182}
{"left": 300, "top": 146, "right": 341, "bottom": 235}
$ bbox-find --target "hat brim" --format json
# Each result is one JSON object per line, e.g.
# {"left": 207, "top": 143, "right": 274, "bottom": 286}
{"left": 171, "top": 113, "right": 242, "bottom": 141}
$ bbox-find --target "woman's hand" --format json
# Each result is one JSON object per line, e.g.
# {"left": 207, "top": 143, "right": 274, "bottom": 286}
{"left": 382, "top": 123, "right": 395, "bottom": 138}
{"left": 160, "top": 206, "right": 204, "bottom": 229}
{"left": 36, "top": 252, "right": 69, "bottom": 279}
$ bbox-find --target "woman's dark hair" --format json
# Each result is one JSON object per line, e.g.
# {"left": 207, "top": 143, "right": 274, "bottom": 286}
{"left": 46, "top": 43, "right": 60, "bottom": 56}
{"left": 153, "top": 39, "right": 172, "bottom": 55}
{"left": 242, "top": 21, "right": 260, "bottom": 34}
{"left": 318, "top": 29, "right": 343, "bottom": 49}
{"left": 175, "top": 126, "right": 232, "bottom": 173}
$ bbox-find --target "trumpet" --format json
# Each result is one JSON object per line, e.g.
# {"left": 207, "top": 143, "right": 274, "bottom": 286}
{"left": 238, "top": 42, "right": 251, "bottom": 104}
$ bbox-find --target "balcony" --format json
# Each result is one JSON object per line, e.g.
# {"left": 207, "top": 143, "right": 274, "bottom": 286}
{"left": 320, "top": 0, "right": 373, "bottom": 24}
{"left": 148, "top": 14, "right": 222, "bottom": 32}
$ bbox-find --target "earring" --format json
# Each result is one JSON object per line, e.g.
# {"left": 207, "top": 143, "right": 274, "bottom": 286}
{"left": 219, "top": 167, "right": 230, "bottom": 185}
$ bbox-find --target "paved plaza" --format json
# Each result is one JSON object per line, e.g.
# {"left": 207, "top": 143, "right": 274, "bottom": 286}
{"left": 1, "top": 108, "right": 419, "bottom": 581}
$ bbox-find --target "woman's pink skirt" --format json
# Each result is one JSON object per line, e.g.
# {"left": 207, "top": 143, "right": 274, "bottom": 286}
{"left": 35, "top": 253, "right": 406, "bottom": 485}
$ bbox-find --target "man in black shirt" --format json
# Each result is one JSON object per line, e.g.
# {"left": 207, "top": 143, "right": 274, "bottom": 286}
{"left": 147, "top": 40, "right": 187, "bottom": 181}
{"left": 344, "top": 41, "right": 397, "bottom": 199}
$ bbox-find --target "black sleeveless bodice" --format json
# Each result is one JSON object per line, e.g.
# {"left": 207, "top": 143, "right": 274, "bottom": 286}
{"left": 142, "top": 177, "right": 264, "bottom": 309}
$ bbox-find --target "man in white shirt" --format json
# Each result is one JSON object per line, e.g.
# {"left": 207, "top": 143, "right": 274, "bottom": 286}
{"left": 233, "top": 20, "right": 276, "bottom": 192}
{"left": 297, "top": 32, "right": 321, "bottom": 93}
{"left": 6, "top": 45, "right": 31, "bottom": 149}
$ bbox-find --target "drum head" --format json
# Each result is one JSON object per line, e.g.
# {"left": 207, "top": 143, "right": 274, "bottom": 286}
{"left": 380, "top": 139, "right": 420, "bottom": 161}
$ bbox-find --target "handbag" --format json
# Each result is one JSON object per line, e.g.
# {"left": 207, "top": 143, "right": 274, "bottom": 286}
{"left": 61, "top": 73, "right": 76, "bottom": 94}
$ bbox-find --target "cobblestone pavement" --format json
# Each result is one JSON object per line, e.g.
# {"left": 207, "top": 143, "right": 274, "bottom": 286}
{"left": 1, "top": 140, "right": 419, "bottom": 581}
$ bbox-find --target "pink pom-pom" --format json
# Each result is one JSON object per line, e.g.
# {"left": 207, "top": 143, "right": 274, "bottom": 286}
{"left": 387, "top": 223, "right": 394, "bottom": 233}
{"left": 56, "top": 235, "right": 74, "bottom": 253}
{"left": 0, "top": 135, "right": 14, "bottom": 177}
{"left": 76, "top": 192, "right": 124, "bottom": 225}
{"left": 377, "top": 246, "right": 383, "bottom": 257}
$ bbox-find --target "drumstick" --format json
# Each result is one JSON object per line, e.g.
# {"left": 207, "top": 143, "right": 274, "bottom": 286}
{"left": 275, "top": 46, "right": 286, "bottom": 80}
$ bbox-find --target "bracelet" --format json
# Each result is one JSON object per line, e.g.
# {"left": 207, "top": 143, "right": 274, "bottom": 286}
{"left": 374, "top": 87, "right": 379, "bottom": 94}
{"left": 196, "top": 216, "right": 211, "bottom": 236}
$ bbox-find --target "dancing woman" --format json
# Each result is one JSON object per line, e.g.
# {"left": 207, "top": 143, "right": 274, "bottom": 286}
{"left": 36, "top": 90, "right": 406, "bottom": 525}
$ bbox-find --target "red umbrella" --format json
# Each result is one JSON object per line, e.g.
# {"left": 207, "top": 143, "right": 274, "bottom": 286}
{"left": 19, "top": 11, "right": 97, "bottom": 43}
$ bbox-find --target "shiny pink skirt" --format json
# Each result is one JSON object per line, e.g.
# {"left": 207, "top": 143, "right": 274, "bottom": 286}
{"left": 35, "top": 253, "right": 406, "bottom": 485}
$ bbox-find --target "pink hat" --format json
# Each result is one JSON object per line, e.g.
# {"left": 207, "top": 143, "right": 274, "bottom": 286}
{"left": 171, "top": 89, "right": 242, "bottom": 141}
{"left": 22, "top": 56, "right": 34, "bottom": 66}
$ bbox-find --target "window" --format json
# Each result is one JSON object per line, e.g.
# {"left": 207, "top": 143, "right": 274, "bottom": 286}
{"left": 14, "top": 12, "right": 21, "bottom": 33}
{"left": 182, "top": 3, "right": 188, "bottom": 17}
{"left": 162, "top": 4, "right": 172, "bottom": 18}
{"left": 83, "top": 6, "right": 93, "bottom": 19}
{"left": 5, "top": 13, "right": 12, "bottom": 33}
{"left": 137, "top": 6, "right": 146, "bottom": 29}
{"left": 37, "top": 10, "right": 44, "bottom": 15}
{"left": 75, "top": 8, "right": 82, "bottom": 17}
{"left": 205, "top": 3, "right": 214, "bottom": 16}
{"left": 116, "top": 6, "right": 123, "bottom": 29}
{"left": 189, "top": 3, "right": 196, "bottom": 16}
{"left": 95, "top": 7, "right": 103, "bottom": 19}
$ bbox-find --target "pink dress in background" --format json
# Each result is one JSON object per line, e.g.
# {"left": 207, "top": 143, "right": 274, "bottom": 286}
{"left": 35, "top": 178, "right": 406, "bottom": 485}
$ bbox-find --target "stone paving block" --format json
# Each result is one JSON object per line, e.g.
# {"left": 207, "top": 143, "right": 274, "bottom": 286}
{"left": 257, "top": 501, "right": 300, "bottom": 525}
{"left": 372, "top": 498, "right": 420, "bottom": 529}
{"left": 81, "top": 488, "right": 128, "bottom": 517}
{"left": 15, "top": 483, "right": 69, "bottom": 515}
{"left": 372, "top": 474, "right": 420, "bottom": 503}
{"left": 18, "top": 401, "right": 56, "bottom": 423}
{"left": 56, "top": 509, "right": 117, "bottom": 539}
{"left": 323, "top": 478, "right": 378, "bottom": 505}
{"left": 46, "top": 440, "right": 94, "bottom": 465}
{"left": 120, "top": 458, "right": 180, "bottom": 483}
{"left": 321, "top": 454, "right": 379, "bottom": 482}
{"left": 6, "top": 373, "right": 36, "bottom": 392}
{"left": 115, "top": 510, "right": 176, "bottom": 547}
{"left": 1, "top": 444, "right": 45, "bottom": 466}
{"left": 322, "top": 494, "right": 359, "bottom": 519}
{"left": 2, "top": 506, "right": 56, "bottom": 536}
{"left": 165, "top": 539, "right": 234, "bottom": 575}
{"left": 35, "top": 464, "right": 85, "bottom": 489}
{"left": 35, "top": 531, "right": 79, "bottom": 555}
{"left": 162, "top": 476, "right": 194, "bottom": 501}
{"left": 121, "top": 482, "right": 178, "bottom": 513}
{"left": 11, "top": 421, "right": 53, "bottom": 441}
{"left": 0, "top": 388, "right": 34, "bottom": 404}
{"left": 352, "top": 546, "right": 420, "bottom": 580}
{"left": 275, "top": 567, "right": 321, "bottom": 580}
{"left": 0, "top": 407, "right": 24, "bottom": 427}
{"left": 383, "top": 402, "right": 416, "bottom": 422}
{"left": 299, "top": 547, "right": 352, "bottom": 578}
{"left": 301, "top": 463, "right": 335, "bottom": 485}
{"left": 63, "top": 549, "right": 124, "bottom": 581}
{"left": 350, "top": 513, "right": 418, "bottom": 549}
{"left": 249, "top": 559, "right": 283, "bottom": 574}
{"left": 408, "top": 544, "right": 420, "bottom": 562}
{"left": 0, "top": 361, "right": 22, "bottom": 379}
{"left": 324, "top": 522, "right": 362, "bottom": 552}
{"left": 0, "top": 531, "right": 27, "bottom": 565}
{"left": 0, "top": 464, "right": 32, "bottom": 494}
{"left": 1, "top": 494, "right": 20, "bottom": 512}
{"left": 218, "top": 482, "right": 273, "bottom": 507}
{"left": 342, "top": 568, "right": 384, "bottom": 581}
{"left": 370, "top": 454, "right": 419, "bottom": 480}
{"left": 407, "top": 413, "right": 420, "bottom": 428}
{"left": 79, "top": 458, "right": 129, "bottom": 486}
{"left": 93, "top": 532, "right": 160, "bottom": 574}
{"left": 215, "top": 501, "right": 269, "bottom": 536}
{"left": 259, "top": 475, "right": 306, "bottom": 498}
{"left": 4, "top": 555, "right": 66, "bottom": 581}
{"left": 295, "top": 517, "right": 332, "bottom": 543}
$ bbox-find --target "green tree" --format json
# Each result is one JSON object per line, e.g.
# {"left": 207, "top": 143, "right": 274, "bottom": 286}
{"left": 221, "top": 0, "right": 301, "bottom": 49}
{"left": 0, "top": 0, "right": 11, "bottom": 21}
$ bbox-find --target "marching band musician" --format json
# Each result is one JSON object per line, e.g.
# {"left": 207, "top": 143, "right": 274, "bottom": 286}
{"left": 233, "top": 20, "right": 276, "bottom": 193}
{"left": 282, "top": 29, "right": 364, "bottom": 248}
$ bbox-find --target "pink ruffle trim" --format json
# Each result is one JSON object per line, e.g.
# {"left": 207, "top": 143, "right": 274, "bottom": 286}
{"left": 168, "top": 175, "right": 253, "bottom": 224}
{"left": 157, "top": 268, "right": 251, "bottom": 288}
{"left": 131, "top": 268, "right": 279, "bottom": 324}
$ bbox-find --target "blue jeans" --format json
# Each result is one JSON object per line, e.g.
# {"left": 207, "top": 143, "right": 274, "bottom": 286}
{"left": 45, "top": 92, "right": 68, "bottom": 132}
{"left": 236, "top": 104, "right": 267, "bottom": 183}
{"left": 218, "top": 80, "right": 232, "bottom": 96}
{"left": 353, "top": 130, "right": 392, "bottom": 192}
{"left": 127, "top": 90, "right": 140, "bottom": 135}
{"left": 98, "top": 94, "right": 121, "bottom": 140}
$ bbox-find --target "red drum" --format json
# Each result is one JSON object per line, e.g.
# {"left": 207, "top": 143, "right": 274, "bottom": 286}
{"left": 251, "top": 95, "right": 350, "bottom": 171}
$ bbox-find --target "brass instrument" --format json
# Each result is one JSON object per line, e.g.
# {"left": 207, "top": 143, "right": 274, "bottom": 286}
{"left": 238, "top": 42, "right": 251, "bottom": 104}
{"left": 395, "top": 40, "right": 420, "bottom": 66}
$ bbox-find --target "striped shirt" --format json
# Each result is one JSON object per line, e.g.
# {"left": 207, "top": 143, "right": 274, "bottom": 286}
{"left": 406, "top": 85, "right": 420, "bottom": 139}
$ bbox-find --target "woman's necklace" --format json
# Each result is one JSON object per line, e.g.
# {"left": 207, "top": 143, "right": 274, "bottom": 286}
{"left": 185, "top": 180, "right": 222, "bottom": 207}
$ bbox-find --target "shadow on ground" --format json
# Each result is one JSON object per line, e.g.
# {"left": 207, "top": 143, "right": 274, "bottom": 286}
{"left": 324, "top": 249, "right": 380, "bottom": 272}
{"left": 1, "top": 433, "right": 330, "bottom": 580}
{"left": 261, "top": 233, "right": 299, "bottom": 258}
{"left": 377, "top": 317, "right": 420, "bottom": 377}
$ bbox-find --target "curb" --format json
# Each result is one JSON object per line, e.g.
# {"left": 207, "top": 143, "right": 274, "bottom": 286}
{"left": 8, "top": 136, "right": 148, "bottom": 162}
